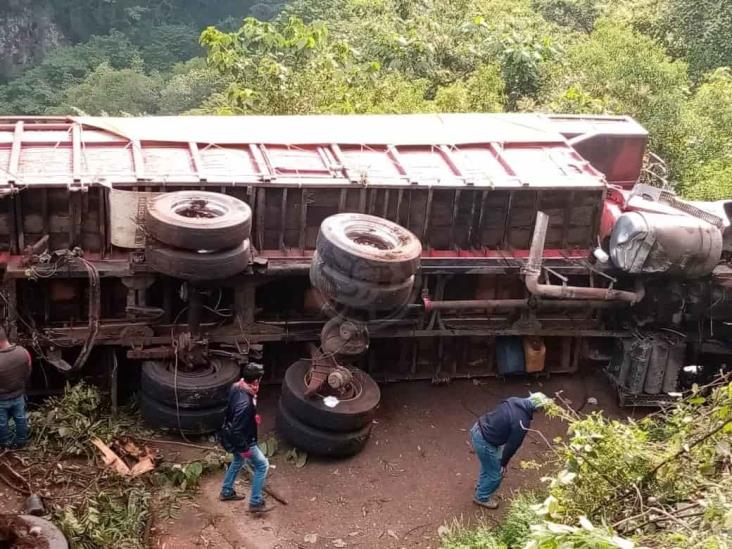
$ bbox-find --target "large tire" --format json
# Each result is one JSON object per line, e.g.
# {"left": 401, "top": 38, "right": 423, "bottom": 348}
{"left": 141, "top": 359, "right": 240, "bottom": 409}
{"left": 146, "top": 239, "right": 251, "bottom": 281}
{"left": 140, "top": 392, "right": 226, "bottom": 434}
{"left": 146, "top": 191, "right": 252, "bottom": 251}
{"left": 280, "top": 360, "right": 379, "bottom": 432}
{"left": 13, "top": 516, "right": 68, "bottom": 549}
{"left": 317, "top": 213, "right": 422, "bottom": 283}
{"left": 310, "top": 252, "right": 414, "bottom": 310}
{"left": 276, "top": 400, "right": 372, "bottom": 458}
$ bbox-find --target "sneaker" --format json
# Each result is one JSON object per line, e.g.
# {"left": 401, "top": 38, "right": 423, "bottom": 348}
{"left": 9, "top": 442, "right": 27, "bottom": 450}
{"left": 248, "top": 501, "right": 273, "bottom": 514}
{"left": 219, "top": 491, "right": 246, "bottom": 502}
{"left": 473, "top": 497, "right": 499, "bottom": 509}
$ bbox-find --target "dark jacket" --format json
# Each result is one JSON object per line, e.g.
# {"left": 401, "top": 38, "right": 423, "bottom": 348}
{"left": 477, "top": 397, "right": 537, "bottom": 467}
{"left": 0, "top": 345, "right": 31, "bottom": 401}
{"left": 221, "top": 384, "right": 257, "bottom": 453}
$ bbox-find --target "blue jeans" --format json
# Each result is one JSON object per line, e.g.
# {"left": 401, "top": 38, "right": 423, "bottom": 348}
{"left": 470, "top": 423, "right": 502, "bottom": 502}
{"left": 0, "top": 395, "right": 28, "bottom": 446}
{"left": 220, "top": 444, "right": 269, "bottom": 505}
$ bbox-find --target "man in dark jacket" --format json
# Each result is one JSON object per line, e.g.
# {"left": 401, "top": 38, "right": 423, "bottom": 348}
{"left": 219, "top": 362, "right": 271, "bottom": 513}
{"left": 470, "top": 392, "right": 551, "bottom": 509}
{"left": 0, "top": 328, "right": 32, "bottom": 450}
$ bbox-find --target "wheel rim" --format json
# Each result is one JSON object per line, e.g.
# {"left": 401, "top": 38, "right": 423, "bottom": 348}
{"left": 344, "top": 222, "right": 400, "bottom": 251}
{"left": 304, "top": 369, "right": 363, "bottom": 402}
{"left": 171, "top": 197, "right": 228, "bottom": 220}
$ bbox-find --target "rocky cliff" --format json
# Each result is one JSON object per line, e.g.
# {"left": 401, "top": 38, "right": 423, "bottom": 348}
{"left": 0, "top": 1, "right": 65, "bottom": 81}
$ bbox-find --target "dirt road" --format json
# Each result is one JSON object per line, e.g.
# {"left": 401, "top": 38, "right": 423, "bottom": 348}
{"left": 154, "top": 368, "right": 625, "bottom": 548}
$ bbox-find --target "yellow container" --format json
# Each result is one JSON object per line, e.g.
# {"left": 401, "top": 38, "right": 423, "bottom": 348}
{"left": 523, "top": 336, "right": 546, "bottom": 373}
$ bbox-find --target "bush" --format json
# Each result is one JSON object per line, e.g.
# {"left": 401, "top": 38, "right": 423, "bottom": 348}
{"left": 497, "top": 492, "right": 541, "bottom": 547}
{"left": 440, "top": 520, "right": 506, "bottom": 549}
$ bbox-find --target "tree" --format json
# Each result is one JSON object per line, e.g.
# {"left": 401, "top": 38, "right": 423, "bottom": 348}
{"left": 434, "top": 64, "right": 505, "bottom": 112}
{"left": 664, "top": 0, "right": 732, "bottom": 79}
{"left": 158, "top": 58, "right": 228, "bottom": 115}
{"left": 49, "top": 60, "right": 162, "bottom": 115}
{"left": 676, "top": 69, "right": 732, "bottom": 200}
{"left": 532, "top": 0, "right": 608, "bottom": 33}
{"left": 543, "top": 19, "right": 690, "bottom": 170}
{"left": 0, "top": 31, "right": 141, "bottom": 114}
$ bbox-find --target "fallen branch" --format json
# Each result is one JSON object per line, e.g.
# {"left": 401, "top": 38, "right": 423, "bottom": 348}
{"left": 0, "top": 459, "right": 31, "bottom": 492}
{"left": 521, "top": 422, "right": 623, "bottom": 491}
{"left": 630, "top": 511, "right": 705, "bottom": 533}
{"left": 403, "top": 522, "right": 431, "bottom": 538}
{"left": 597, "top": 419, "right": 732, "bottom": 514}
{"left": 0, "top": 467, "right": 29, "bottom": 495}
{"left": 264, "top": 484, "right": 288, "bottom": 505}
{"left": 242, "top": 465, "right": 288, "bottom": 505}
{"left": 134, "top": 437, "right": 216, "bottom": 451}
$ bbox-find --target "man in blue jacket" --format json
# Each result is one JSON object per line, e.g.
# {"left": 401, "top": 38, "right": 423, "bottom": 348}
{"left": 470, "top": 392, "right": 551, "bottom": 509}
{"left": 219, "top": 362, "right": 272, "bottom": 513}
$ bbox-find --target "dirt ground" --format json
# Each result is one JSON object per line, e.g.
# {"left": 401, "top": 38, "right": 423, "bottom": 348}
{"left": 152, "top": 367, "right": 628, "bottom": 549}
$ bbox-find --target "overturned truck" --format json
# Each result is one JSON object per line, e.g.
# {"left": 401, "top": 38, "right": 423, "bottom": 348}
{"left": 1, "top": 114, "right": 730, "bottom": 456}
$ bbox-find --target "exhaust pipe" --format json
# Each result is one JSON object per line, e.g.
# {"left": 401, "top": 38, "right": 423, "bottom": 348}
{"left": 525, "top": 212, "right": 644, "bottom": 303}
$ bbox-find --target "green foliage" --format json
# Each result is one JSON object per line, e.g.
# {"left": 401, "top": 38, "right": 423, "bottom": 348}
{"left": 497, "top": 492, "right": 541, "bottom": 547}
{"left": 56, "top": 486, "right": 151, "bottom": 549}
{"left": 532, "top": 0, "right": 607, "bottom": 33}
{"left": 535, "top": 381, "right": 732, "bottom": 547}
{"left": 439, "top": 519, "right": 506, "bottom": 549}
{"left": 676, "top": 68, "right": 732, "bottom": 200}
{"left": 0, "top": 31, "right": 140, "bottom": 114}
{"left": 157, "top": 58, "right": 228, "bottom": 115}
{"left": 525, "top": 519, "right": 633, "bottom": 549}
{"left": 49, "top": 61, "right": 163, "bottom": 116}
{"left": 435, "top": 64, "right": 505, "bottom": 112}
{"left": 156, "top": 453, "right": 225, "bottom": 491}
{"left": 30, "top": 383, "right": 224, "bottom": 548}
{"left": 442, "top": 381, "right": 731, "bottom": 548}
{"left": 543, "top": 19, "right": 689, "bottom": 167}
{"left": 439, "top": 493, "right": 540, "bottom": 548}
{"left": 284, "top": 447, "right": 308, "bottom": 468}
{"left": 125, "top": 23, "right": 203, "bottom": 73}
{"left": 1, "top": 0, "right": 730, "bottom": 199}
{"left": 259, "top": 433, "right": 279, "bottom": 458}
{"left": 29, "top": 381, "right": 141, "bottom": 456}
{"left": 663, "top": 0, "right": 732, "bottom": 79}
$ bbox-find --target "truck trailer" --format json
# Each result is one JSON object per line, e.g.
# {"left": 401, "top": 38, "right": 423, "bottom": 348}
{"left": 0, "top": 113, "right": 729, "bottom": 456}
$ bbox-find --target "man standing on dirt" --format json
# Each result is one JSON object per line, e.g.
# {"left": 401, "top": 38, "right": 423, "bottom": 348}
{"left": 470, "top": 392, "right": 551, "bottom": 509}
{"left": 0, "top": 328, "right": 32, "bottom": 450}
{"left": 219, "top": 362, "right": 272, "bottom": 513}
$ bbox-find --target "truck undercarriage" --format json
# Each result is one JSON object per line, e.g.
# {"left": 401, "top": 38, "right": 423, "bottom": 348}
{"left": 1, "top": 113, "right": 729, "bottom": 455}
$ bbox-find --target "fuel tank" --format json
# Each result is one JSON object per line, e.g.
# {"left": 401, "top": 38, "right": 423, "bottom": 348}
{"left": 609, "top": 211, "right": 722, "bottom": 277}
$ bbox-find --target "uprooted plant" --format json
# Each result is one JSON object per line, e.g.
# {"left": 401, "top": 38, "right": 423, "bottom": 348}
{"left": 441, "top": 376, "right": 731, "bottom": 548}
{"left": 15, "top": 383, "right": 227, "bottom": 548}
{"left": 537, "top": 376, "right": 731, "bottom": 547}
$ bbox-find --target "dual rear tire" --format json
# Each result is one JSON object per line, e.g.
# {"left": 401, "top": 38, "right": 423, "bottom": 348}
{"left": 310, "top": 214, "right": 421, "bottom": 312}
{"left": 276, "top": 360, "right": 381, "bottom": 457}
{"left": 144, "top": 191, "right": 253, "bottom": 281}
{"left": 139, "top": 359, "right": 240, "bottom": 434}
